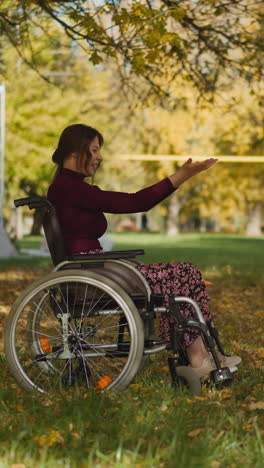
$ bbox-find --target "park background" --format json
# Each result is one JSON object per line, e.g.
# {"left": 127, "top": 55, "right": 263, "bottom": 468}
{"left": 0, "top": 1, "right": 263, "bottom": 467}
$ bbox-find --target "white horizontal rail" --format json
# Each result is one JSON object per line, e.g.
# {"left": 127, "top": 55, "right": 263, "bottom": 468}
{"left": 119, "top": 155, "right": 264, "bottom": 163}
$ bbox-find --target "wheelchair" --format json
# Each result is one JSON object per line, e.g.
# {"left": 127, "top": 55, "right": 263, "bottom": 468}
{"left": 4, "top": 196, "right": 233, "bottom": 396}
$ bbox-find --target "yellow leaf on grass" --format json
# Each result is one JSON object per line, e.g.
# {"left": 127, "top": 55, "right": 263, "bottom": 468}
{"left": 210, "top": 462, "right": 220, "bottom": 468}
{"left": 219, "top": 389, "right": 232, "bottom": 400}
{"left": 243, "top": 423, "right": 253, "bottom": 430}
{"left": 42, "top": 398, "right": 53, "bottom": 407}
{"left": 248, "top": 401, "right": 264, "bottom": 411}
{"left": 256, "top": 348, "right": 264, "bottom": 358}
{"left": 224, "top": 265, "right": 232, "bottom": 274}
{"left": 254, "top": 360, "right": 264, "bottom": 369}
{"left": 16, "top": 405, "right": 24, "bottom": 412}
{"left": 130, "top": 383, "right": 143, "bottom": 391}
{"left": 34, "top": 430, "right": 64, "bottom": 448}
{"left": 136, "top": 415, "right": 144, "bottom": 423}
{"left": 188, "top": 428, "right": 202, "bottom": 437}
{"left": 71, "top": 432, "right": 81, "bottom": 440}
{"left": 254, "top": 311, "right": 264, "bottom": 318}
{"left": 160, "top": 403, "right": 168, "bottom": 412}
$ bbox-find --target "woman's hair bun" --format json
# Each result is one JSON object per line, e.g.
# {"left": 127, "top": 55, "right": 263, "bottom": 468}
{"left": 52, "top": 148, "right": 61, "bottom": 164}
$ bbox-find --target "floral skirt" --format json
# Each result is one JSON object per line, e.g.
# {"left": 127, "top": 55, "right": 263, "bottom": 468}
{"left": 136, "top": 262, "right": 211, "bottom": 347}
{"left": 76, "top": 250, "right": 211, "bottom": 348}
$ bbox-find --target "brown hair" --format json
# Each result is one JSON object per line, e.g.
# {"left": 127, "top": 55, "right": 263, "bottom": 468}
{"left": 52, "top": 124, "right": 104, "bottom": 177}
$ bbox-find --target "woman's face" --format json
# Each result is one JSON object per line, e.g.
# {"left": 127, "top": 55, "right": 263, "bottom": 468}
{"left": 82, "top": 136, "right": 103, "bottom": 177}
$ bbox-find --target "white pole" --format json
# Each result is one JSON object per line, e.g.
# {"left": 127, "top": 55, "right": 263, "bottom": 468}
{"left": 0, "top": 82, "right": 5, "bottom": 226}
{"left": 0, "top": 82, "right": 17, "bottom": 257}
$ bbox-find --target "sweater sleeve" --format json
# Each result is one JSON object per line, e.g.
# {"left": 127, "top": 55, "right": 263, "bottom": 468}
{"left": 71, "top": 177, "right": 176, "bottom": 214}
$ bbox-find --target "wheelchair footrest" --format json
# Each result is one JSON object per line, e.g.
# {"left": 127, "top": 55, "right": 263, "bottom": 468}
{"left": 210, "top": 367, "right": 233, "bottom": 385}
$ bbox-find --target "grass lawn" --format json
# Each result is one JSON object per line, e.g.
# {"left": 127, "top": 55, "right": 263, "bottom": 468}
{"left": 0, "top": 233, "right": 263, "bottom": 467}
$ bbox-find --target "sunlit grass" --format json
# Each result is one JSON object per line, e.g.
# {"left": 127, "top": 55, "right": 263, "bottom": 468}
{"left": 5, "top": 232, "right": 264, "bottom": 274}
{"left": 110, "top": 232, "right": 264, "bottom": 276}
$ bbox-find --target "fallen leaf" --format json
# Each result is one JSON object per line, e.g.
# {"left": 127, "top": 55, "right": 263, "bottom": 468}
{"left": 160, "top": 403, "right": 168, "bottom": 411}
{"left": 224, "top": 265, "right": 232, "bottom": 275}
{"left": 188, "top": 428, "right": 202, "bottom": 437}
{"left": 242, "top": 423, "right": 253, "bottom": 430}
{"left": 248, "top": 401, "right": 264, "bottom": 411}
{"left": 16, "top": 405, "right": 24, "bottom": 412}
{"left": 71, "top": 432, "right": 81, "bottom": 440}
{"left": 136, "top": 415, "right": 144, "bottom": 422}
{"left": 204, "top": 280, "right": 213, "bottom": 286}
{"left": 210, "top": 462, "right": 220, "bottom": 468}
{"left": 256, "top": 348, "right": 264, "bottom": 358}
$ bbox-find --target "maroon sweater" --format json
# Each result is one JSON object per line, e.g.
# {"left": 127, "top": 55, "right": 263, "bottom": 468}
{"left": 47, "top": 168, "right": 175, "bottom": 254}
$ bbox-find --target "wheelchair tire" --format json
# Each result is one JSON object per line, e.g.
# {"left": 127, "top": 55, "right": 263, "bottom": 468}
{"left": 174, "top": 366, "right": 202, "bottom": 396}
{"left": 4, "top": 270, "right": 144, "bottom": 394}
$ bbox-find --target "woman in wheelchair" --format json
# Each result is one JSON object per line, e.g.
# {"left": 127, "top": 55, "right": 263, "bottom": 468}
{"left": 47, "top": 123, "right": 241, "bottom": 380}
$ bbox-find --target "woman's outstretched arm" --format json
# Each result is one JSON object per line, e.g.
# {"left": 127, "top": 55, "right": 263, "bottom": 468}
{"left": 49, "top": 157, "right": 218, "bottom": 215}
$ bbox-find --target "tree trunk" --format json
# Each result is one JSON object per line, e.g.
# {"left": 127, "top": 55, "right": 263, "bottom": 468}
{"left": 166, "top": 193, "right": 181, "bottom": 235}
{"left": 199, "top": 218, "right": 207, "bottom": 233}
{"left": 15, "top": 206, "right": 24, "bottom": 239}
{"left": 246, "top": 201, "right": 262, "bottom": 236}
{"left": 30, "top": 209, "right": 43, "bottom": 236}
{"left": 0, "top": 222, "right": 17, "bottom": 257}
{"left": 7, "top": 203, "right": 24, "bottom": 240}
{"left": 135, "top": 213, "right": 141, "bottom": 230}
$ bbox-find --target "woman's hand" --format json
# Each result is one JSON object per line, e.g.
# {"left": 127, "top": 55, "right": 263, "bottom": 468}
{"left": 168, "top": 157, "right": 218, "bottom": 189}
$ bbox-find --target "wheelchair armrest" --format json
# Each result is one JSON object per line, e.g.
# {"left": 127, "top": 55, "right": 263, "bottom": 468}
{"left": 67, "top": 249, "right": 145, "bottom": 262}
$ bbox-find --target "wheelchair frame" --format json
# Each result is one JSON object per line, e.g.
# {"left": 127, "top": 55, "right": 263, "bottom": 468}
{"left": 4, "top": 196, "right": 233, "bottom": 395}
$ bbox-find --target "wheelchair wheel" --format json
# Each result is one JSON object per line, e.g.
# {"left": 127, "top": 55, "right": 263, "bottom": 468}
{"left": 5, "top": 270, "right": 144, "bottom": 394}
{"left": 174, "top": 366, "right": 202, "bottom": 396}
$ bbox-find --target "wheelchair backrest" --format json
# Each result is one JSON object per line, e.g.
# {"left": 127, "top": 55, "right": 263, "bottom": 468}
{"left": 42, "top": 204, "right": 67, "bottom": 266}
{"left": 14, "top": 196, "right": 66, "bottom": 266}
